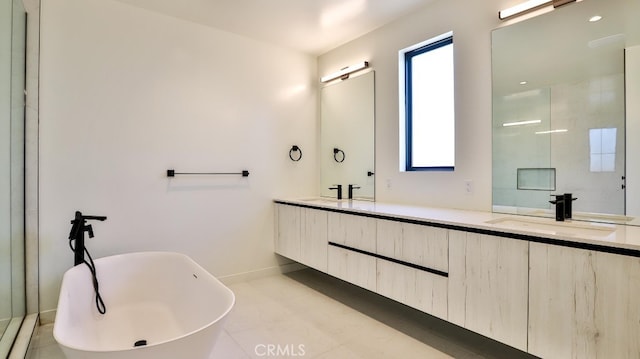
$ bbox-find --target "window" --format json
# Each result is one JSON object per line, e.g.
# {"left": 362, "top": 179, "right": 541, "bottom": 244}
{"left": 589, "top": 128, "right": 617, "bottom": 172}
{"left": 400, "top": 32, "right": 455, "bottom": 171}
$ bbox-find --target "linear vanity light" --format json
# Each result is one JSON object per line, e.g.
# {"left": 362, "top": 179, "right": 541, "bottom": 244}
{"left": 320, "top": 61, "right": 369, "bottom": 83}
{"left": 503, "top": 119, "right": 542, "bottom": 127}
{"left": 498, "top": 0, "right": 576, "bottom": 20}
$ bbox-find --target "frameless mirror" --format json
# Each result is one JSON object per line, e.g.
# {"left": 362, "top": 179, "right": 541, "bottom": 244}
{"left": 492, "top": 0, "right": 640, "bottom": 225}
{"left": 320, "top": 71, "right": 375, "bottom": 200}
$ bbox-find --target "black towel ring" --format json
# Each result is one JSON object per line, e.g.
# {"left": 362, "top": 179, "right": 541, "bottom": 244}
{"left": 333, "top": 148, "right": 345, "bottom": 163}
{"left": 289, "top": 145, "right": 303, "bottom": 162}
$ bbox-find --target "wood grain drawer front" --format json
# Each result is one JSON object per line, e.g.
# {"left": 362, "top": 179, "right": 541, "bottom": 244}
{"left": 376, "top": 219, "right": 448, "bottom": 273}
{"left": 328, "top": 212, "right": 376, "bottom": 252}
{"left": 328, "top": 245, "right": 377, "bottom": 292}
{"left": 448, "top": 231, "right": 528, "bottom": 352}
{"left": 528, "top": 242, "right": 640, "bottom": 359}
{"left": 300, "top": 208, "right": 328, "bottom": 272}
{"left": 376, "top": 259, "right": 448, "bottom": 320}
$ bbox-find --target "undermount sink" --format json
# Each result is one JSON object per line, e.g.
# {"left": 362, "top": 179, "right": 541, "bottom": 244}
{"left": 299, "top": 198, "right": 376, "bottom": 211}
{"left": 486, "top": 216, "right": 616, "bottom": 238}
{"left": 525, "top": 209, "right": 634, "bottom": 224}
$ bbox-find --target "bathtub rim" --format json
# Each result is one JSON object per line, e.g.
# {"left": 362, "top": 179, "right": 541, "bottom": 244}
{"left": 53, "top": 251, "right": 236, "bottom": 353}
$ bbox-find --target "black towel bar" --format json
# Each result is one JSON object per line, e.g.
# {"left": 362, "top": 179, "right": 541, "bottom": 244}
{"left": 167, "top": 169, "right": 249, "bottom": 177}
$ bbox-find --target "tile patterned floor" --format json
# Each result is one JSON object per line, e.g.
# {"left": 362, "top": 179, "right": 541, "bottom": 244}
{"left": 26, "top": 269, "right": 537, "bottom": 358}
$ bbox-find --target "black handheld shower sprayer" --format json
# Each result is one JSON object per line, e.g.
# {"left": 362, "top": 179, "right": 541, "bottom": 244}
{"left": 68, "top": 210, "right": 108, "bottom": 314}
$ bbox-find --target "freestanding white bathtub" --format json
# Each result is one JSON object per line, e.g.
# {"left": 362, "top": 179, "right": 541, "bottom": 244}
{"left": 53, "top": 252, "right": 235, "bottom": 359}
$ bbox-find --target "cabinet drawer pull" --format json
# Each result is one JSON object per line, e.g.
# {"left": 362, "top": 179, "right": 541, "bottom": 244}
{"left": 328, "top": 242, "right": 448, "bottom": 278}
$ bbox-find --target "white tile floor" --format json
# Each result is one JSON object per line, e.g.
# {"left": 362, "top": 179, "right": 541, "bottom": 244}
{"left": 26, "top": 269, "right": 537, "bottom": 358}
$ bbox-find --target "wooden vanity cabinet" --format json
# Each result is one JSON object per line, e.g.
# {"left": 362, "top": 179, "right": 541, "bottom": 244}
{"left": 275, "top": 204, "right": 302, "bottom": 262}
{"left": 327, "top": 212, "right": 377, "bottom": 292}
{"left": 528, "top": 242, "right": 640, "bottom": 359}
{"left": 448, "top": 230, "right": 529, "bottom": 352}
{"left": 375, "top": 219, "right": 448, "bottom": 320}
{"left": 300, "top": 208, "right": 328, "bottom": 272}
{"left": 275, "top": 204, "right": 328, "bottom": 272}
{"left": 275, "top": 201, "right": 640, "bottom": 358}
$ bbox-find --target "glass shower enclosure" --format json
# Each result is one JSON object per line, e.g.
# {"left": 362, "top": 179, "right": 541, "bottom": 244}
{"left": 0, "top": 0, "right": 26, "bottom": 355}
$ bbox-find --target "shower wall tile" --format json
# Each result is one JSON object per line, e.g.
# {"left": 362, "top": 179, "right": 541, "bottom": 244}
{"left": 494, "top": 73, "right": 624, "bottom": 214}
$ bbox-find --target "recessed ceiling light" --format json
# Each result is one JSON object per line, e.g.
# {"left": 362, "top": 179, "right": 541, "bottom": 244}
{"left": 520, "top": 81, "right": 528, "bottom": 85}
{"left": 503, "top": 119, "right": 541, "bottom": 127}
{"left": 535, "top": 129, "right": 568, "bottom": 135}
{"left": 589, "top": 15, "right": 602, "bottom": 22}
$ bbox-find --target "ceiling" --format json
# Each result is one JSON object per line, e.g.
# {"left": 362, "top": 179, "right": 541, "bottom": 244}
{"left": 114, "top": 0, "right": 435, "bottom": 55}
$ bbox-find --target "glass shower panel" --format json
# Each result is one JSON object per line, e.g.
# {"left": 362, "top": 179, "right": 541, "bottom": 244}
{"left": 492, "top": 87, "right": 552, "bottom": 212}
{"left": 0, "top": 0, "right": 26, "bottom": 351}
{"left": 549, "top": 73, "right": 625, "bottom": 215}
{"left": 1, "top": 0, "right": 15, "bottom": 338}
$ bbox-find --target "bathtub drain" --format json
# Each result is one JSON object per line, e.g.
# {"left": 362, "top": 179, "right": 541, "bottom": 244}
{"left": 134, "top": 340, "right": 147, "bottom": 347}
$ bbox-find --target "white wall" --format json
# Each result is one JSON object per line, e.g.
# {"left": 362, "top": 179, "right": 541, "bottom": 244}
{"left": 319, "top": 0, "right": 515, "bottom": 211}
{"left": 39, "top": 0, "right": 317, "bottom": 312}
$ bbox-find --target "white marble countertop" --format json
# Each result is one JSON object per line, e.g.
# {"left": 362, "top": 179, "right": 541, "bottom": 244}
{"left": 275, "top": 197, "right": 640, "bottom": 253}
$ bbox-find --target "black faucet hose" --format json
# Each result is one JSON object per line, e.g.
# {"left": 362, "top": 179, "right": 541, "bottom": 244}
{"left": 68, "top": 237, "right": 106, "bottom": 314}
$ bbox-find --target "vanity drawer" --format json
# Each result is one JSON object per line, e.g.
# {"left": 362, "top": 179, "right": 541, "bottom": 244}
{"left": 327, "top": 212, "right": 376, "bottom": 252}
{"left": 376, "top": 219, "right": 448, "bottom": 273}
{"left": 376, "top": 259, "right": 447, "bottom": 320}
{"left": 328, "top": 245, "right": 377, "bottom": 292}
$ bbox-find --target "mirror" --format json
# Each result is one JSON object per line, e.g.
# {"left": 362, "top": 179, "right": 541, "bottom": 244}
{"left": 491, "top": 0, "right": 640, "bottom": 225}
{"left": 0, "top": 0, "right": 26, "bottom": 350}
{"left": 320, "top": 71, "right": 375, "bottom": 200}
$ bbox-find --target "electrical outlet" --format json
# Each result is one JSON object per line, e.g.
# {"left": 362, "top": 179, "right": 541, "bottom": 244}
{"left": 386, "top": 179, "right": 392, "bottom": 189}
{"left": 465, "top": 180, "right": 473, "bottom": 194}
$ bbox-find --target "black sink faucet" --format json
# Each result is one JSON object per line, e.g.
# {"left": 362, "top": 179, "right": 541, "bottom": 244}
{"left": 549, "top": 193, "right": 578, "bottom": 221}
{"left": 68, "top": 211, "right": 107, "bottom": 266}
{"left": 563, "top": 193, "right": 578, "bottom": 219}
{"left": 549, "top": 195, "right": 565, "bottom": 221}
{"left": 348, "top": 184, "right": 361, "bottom": 200}
{"left": 329, "top": 184, "right": 342, "bottom": 200}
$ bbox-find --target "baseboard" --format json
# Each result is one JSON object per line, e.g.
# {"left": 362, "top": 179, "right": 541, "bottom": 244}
{"left": 38, "top": 309, "right": 56, "bottom": 326}
{"left": 218, "top": 262, "right": 307, "bottom": 285}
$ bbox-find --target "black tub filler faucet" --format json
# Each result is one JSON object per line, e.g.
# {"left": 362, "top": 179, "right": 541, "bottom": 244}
{"left": 68, "top": 211, "right": 107, "bottom": 266}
